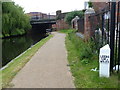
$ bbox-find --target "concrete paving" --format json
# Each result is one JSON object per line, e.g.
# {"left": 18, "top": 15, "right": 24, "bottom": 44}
{"left": 11, "top": 32, "right": 75, "bottom": 88}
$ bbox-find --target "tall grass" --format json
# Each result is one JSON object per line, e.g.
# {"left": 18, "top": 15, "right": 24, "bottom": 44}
{"left": 68, "top": 32, "right": 97, "bottom": 63}
{"left": 66, "top": 31, "right": 118, "bottom": 88}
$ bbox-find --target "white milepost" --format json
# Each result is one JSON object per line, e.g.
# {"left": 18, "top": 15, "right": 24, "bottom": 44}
{"left": 99, "top": 44, "right": 110, "bottom": 77}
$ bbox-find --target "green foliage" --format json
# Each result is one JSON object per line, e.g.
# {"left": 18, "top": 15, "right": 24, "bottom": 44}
{"left": 68, "top": 32, "right": 96, "bottom": 61}
{"left": 11, "top": 28, "right": 25, "bottom": 36}
{"left": 58, "top": 29, "right": 75, "bottom": 34}
{"left": 59, "top": 30, "right": 97, "bottom": 61}
{"left": 2, "top": 2, "right": 31, "bottom": 38}
{"left": 88, "top": 1, "right": 93, "bottom": 8}
{"left": 65, "top": 30, "right": 118, "bottom": 88}
{"left": 65, "top": 10, "right": 84, "bottom": 25}
{"left": 81, "top": 59, "right": 89, "bottom": 65}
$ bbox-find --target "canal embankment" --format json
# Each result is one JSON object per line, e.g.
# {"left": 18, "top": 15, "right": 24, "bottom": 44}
{"left": 1, "top": 34, "right": 53, "bottom": 88}
{"left": 2, "top": 31, "right": 47, "bottom": 67}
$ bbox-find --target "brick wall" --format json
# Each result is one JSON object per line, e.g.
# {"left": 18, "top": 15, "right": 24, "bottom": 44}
{"left": 84, "top": 8, "right": 96, "bottom": 40}
{"left": 56, "top": 19, "right": 69, "bottom": 30}
{"left": 92, "top": 2, "right": 108, "bottom": 13}
{"left": 84, "top": 1, "right": 120, "bottom": 41}
{"left": 56, "top": 10, "right": 70, "bottom": 30}
{"left": 71, "top": 17, "right": 84, "bottom": 34}
{"left": 78, "top": 19, "right": 84, "bottom": 34}
{"left": 92, "top": 1, "right": 120, "bottom": 22}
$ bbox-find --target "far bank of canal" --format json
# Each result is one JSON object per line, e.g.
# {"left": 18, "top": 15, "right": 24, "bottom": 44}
{"left": 2, "top": 29, "right": 47, "bottom": 67}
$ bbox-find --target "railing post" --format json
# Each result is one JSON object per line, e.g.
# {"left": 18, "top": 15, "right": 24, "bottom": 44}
{"left": 0, "top": 1, "right": 2, "bottom": 69}
{"left": 107, "top": 2, "right": 110, "bottom": 44}
{"left": 118, "top": 1, "right": 120, "bottom": 73}
{"left": 101, "top": 14, "right": 105, "bottom": 45}
{"left": 110, "top": 1, "right": 116, "bottom": 72}
{"left": 118, "top": 26, "right": 120, "bottom": 72}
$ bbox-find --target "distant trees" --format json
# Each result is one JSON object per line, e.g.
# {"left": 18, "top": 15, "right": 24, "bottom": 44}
{"left": 65, "top": 10, "right": 84, "bottom": 25}
{"left": 2, "top": 2, "right": 31, "bottom": 38}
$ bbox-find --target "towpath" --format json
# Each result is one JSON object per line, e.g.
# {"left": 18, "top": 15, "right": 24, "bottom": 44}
{"left": 11, "top": 32, "right": 75, "bottom": 88}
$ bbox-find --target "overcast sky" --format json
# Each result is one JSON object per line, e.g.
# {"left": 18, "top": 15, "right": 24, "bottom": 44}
{"left": 12, "top": 0, "right": 89, "bottom": 15}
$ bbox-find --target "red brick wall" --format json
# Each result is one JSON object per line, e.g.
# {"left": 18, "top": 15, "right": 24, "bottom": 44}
{"left": 56, "top": 19, "right": 70, "bottom": 30}
{"left": 84, "top": 1, "right": 119, "bottom": 41}
{"left": 84, "top": 9, "right": 98, "bottom": 40}
{"left": 92, "top": 2, "right": 108, "bottom": 12}
{"left": 84, "top": 14, "right": 91, "bottom": 40}
{"left": 92, "top": 1, "right": 119, "bottom": 22}
{"left": 78, "top": 19, "right": 84, "bottom": 34}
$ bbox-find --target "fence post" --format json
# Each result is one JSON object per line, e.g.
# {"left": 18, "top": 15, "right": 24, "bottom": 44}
{"left": 101, "top": 14, "right": 105, "bottom": 45}
{"left": 110, "top": 1, "right": 116, "bottom": 72}
{"left": 0, "top": 1, "right": 2, "bottom": 69}
{"left": 84, "top": 8, "right": 95, "bottom": 41}
{"left": 117, "top": 1, "right": 120, "bottom": 73}
{"left": 118, "top": 23, "right": 120, "bottom": 72}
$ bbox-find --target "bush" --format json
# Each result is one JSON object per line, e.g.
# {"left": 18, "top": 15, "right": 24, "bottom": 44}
{"left": 88, "top": 1, "right": 93, "bottom": 8}
{"left": 65, "top": 10, "right": 84, "bottom": 25}
{"left": 81, "top": 59, "right": 89, "bottom": 65}
{"left": 68, "top": 32, "right": 97, "bottom": 62}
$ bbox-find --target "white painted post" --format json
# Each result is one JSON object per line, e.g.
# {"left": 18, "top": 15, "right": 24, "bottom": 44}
{"left": 99, "top": 44, "right": 110, "bottom": 77}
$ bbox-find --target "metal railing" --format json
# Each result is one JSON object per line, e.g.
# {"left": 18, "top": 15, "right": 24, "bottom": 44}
{"left": 89, "top": 1, "right": 120, "bottom": 73}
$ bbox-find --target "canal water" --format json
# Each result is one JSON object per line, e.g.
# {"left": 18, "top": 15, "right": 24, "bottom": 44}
{"left": 2, "top": 29, "right": 47, "bottom": 67}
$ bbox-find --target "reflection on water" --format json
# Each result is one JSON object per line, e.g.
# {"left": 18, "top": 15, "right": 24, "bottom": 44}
{"left": 2, "top": 31, "right": 47, "bottom": 67}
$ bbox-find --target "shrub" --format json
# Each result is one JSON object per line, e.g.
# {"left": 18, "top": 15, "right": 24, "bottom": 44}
{"left": 81, "top": 59, "right": 89, "bottom": 65}
{"left": 65, "top": 10, "right": 84, "bottom": 25}
{"left": 88, "top": 1, "right": 93, "bottom": 8}
{"left": 68, "top": 32, "right": 97, "bottom": 62}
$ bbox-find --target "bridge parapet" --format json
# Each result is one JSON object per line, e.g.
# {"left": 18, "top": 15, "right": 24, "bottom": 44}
{"left": 30, "top": 19, "right": 56, "bottom": 24}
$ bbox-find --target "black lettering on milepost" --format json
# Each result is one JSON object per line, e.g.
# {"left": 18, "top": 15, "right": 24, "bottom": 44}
{"left": 100, "top": 55, "right": 110, "bottom": 63}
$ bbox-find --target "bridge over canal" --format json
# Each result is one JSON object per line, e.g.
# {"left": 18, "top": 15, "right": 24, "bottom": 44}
{"left": 30, "top": 19, "right": 56, "bottom": 33}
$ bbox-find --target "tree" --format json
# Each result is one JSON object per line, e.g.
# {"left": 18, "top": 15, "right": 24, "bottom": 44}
{"left": 65, "top": 10, "right": 84, "bottom": 25}
{"left": 2, "top": 2, "right": 31, "bottom": 37}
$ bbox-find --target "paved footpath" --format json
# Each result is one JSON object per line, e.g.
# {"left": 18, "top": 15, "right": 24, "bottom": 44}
{"left": 11, "top": 32, "right": 75, "bottom": 88}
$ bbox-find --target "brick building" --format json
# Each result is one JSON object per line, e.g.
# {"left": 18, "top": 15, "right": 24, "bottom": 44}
{"left": 27, "top": 12, "right": 45, "bottom": 20}
{"left": 27, "top": 12, "right": 56, "bottom": 20}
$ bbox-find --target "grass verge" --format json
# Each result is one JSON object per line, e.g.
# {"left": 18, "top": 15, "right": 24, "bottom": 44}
{"left": 58, "top": 29, "right": 74, "bottom": 34}
{"left": 63, "top": 29, "right": 118, "bottom": 88}
{"left": 0, "top": 34, "right": 53, "bottom": 88}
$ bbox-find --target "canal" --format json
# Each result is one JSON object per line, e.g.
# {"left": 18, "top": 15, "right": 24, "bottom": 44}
{"left": 2, "top": 29, "right": 47, "bottom": 67}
